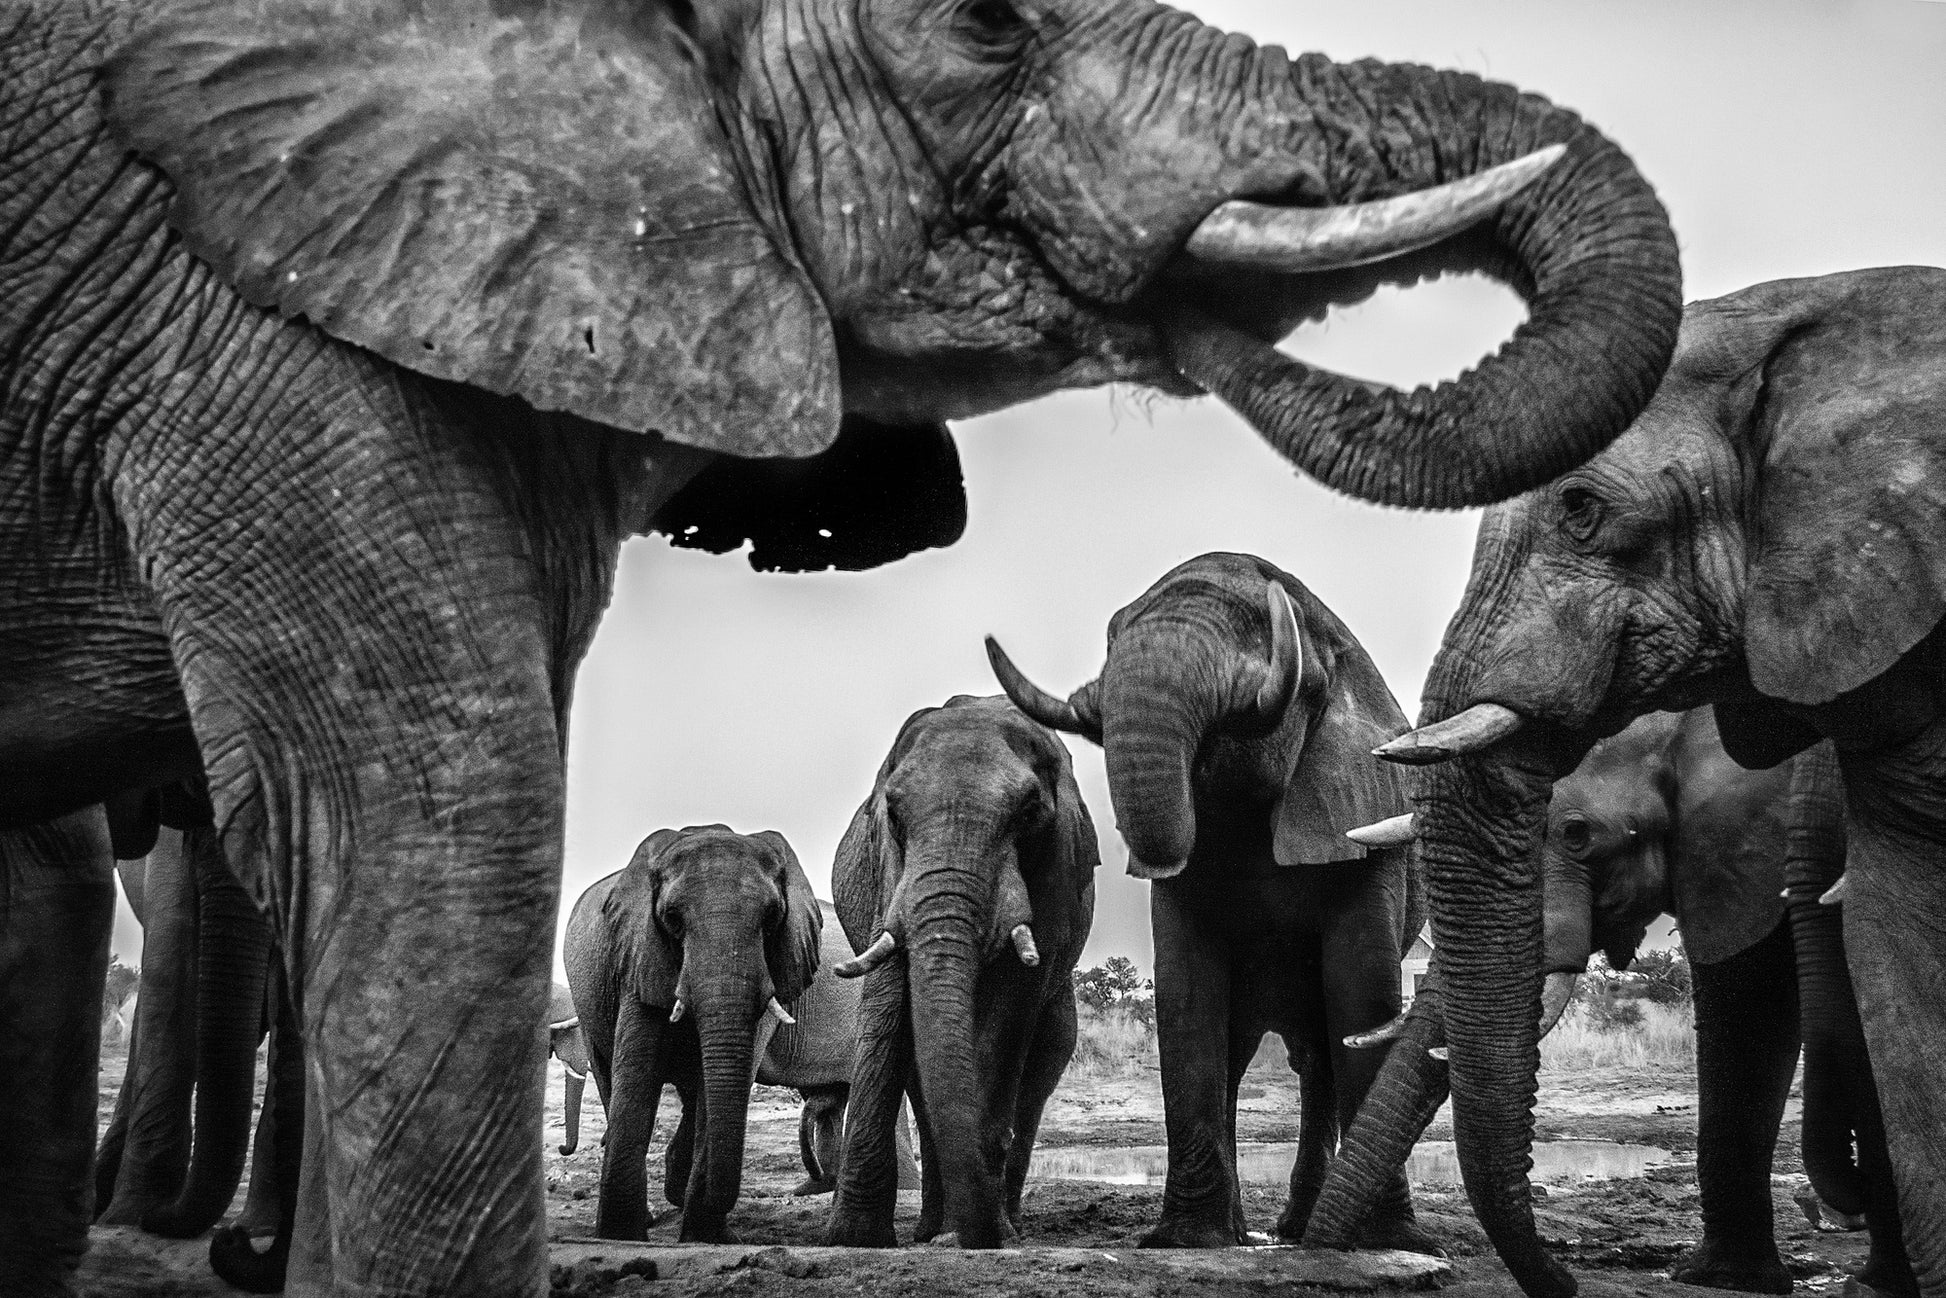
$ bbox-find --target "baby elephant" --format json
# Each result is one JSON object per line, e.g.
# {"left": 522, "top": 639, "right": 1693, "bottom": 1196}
{"left": 565, "top": 825, "right": 822, "bottom": 1242}
{"left": 824, "top": 694, "right": 1099, "bottom": 1249}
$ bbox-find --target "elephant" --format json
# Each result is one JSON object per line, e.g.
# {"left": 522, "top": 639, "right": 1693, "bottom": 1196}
{"left": 0, "top": 0, "right": 1687, "bottom": 1287}
{"left": 547, "top": 983, "right": 592, "bottom": 1158}
{"left": 1324, "top": 267, "right": 1946, "bottom": 1298}
{"left": 92, "top": 823, "right": 278, "bottom": 1239}
{"left": 987, "top": 551, "right": 1425, "bottom": 1251}
{"left": 564, "top": 825, "right": 823, "bottom": 1243}
{"left": 823, "top": 694, "right": 1098, "bottom": 1249}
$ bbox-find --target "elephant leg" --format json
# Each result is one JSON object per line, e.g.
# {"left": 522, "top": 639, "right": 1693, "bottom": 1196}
{"left": 92, "top": 1012, "right": 138, "bottom": 1220}
{"left": 825, "top": 966, "right": 912, "bottom": 1247}
{"left": 1672, "top": 922, "right": 1798, "bottom": 1295}
{"left": 0, "top": 809, "right": 116, "bottom": 1298}
{"left": 794, "top": 1086, "right": 845, "bottom": 1194}
{"left": 1142, "top": 882, "right": 1242, "bottom": 1248}
{"left": 665, "top": 1081, "right": 697, "bottom": 1214}
{"left": 598, "top": 1000, "right": 670, "bottom": 1239}
{"left": 211, "top": 957, "right": 301, "bottom": 1294}
{"left": 1219, "top": 1009, "right": 1263, "bottom": 1240}
{"left": 1321, "top": 895, "right": 1432, "bottom": 1255}
{"left": 98, "top": 834, "right": 199, "bottom": 1226}
{"left": 1002, "top": 995, "right": 1079, "bottom": 1230}
{"left": 1275, "top": 1039, "right": 1336, "bottom": 1242}
{"left": 1839, "top": 815, "right": 1946, "bottom": 1298}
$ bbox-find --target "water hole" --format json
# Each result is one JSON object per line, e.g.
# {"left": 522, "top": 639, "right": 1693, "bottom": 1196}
{"left": 1032, "top": 1139, "right": 1671, "bottom": 1188}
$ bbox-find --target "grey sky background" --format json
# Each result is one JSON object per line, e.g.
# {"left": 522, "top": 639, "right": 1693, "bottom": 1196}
{"left": 110, "top": 0, "right": 1946, "bottom": 976}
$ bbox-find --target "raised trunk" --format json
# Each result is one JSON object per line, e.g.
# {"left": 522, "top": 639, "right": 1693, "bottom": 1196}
{"left": 145, "top": 828, "right": 273, "bottom": 1236}
{"left": 1414, "top": 744, "right": 1575, "bottom": 1298}
{"left": 904, "top": 878, "right": 1003, "bottom": 1247}
{"left": 682, "top": 995, "right": 760, "bottom": 1243}
{"left": 1173, "top": 60, "right": 1682, "bottom": 510}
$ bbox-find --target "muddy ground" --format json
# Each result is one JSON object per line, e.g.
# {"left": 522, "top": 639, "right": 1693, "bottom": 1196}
{"left": 80, "top": 1045, "right": 1876, "bottom": 1298}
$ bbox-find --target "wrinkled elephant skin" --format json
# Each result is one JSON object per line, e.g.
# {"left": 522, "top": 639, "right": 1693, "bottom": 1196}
{"left": 1375, "top": 267, "right": 1946, "bottom": 1298}
{"left": 0, "top": 0, "right": 1687, "bottom": 1290}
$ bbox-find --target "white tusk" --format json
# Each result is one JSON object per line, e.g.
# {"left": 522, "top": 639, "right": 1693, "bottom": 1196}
{"left": 986, "top": 637, "right": 1093, "bottom": 736}
{"left": 1374, "top": 703, "right": 1526, "bottom": 766}
{"left": 766, "top": 996, "right": 796, "bottom": 1026}
{"left": 1538, "top": 971, "right": 1579, "bottom": 1038}
{"left": 1010, "top": 924, "right": 1040, "bottom": 967}
{"left": 1819, "top": 872, "right": 1851, "bottom": 906}
{"left": 1427, "top": 1046, "right": 1451, "bottom": 1062}
{"left": 834, "top": 931, "right": 899, "bottom": 979}
{"left": 548, "top": 1016, "right": 580, "bottom": 1032}
{"left": 1184, "top": 145, "right": 1568, "bottom": 274}
{"left": 668, "top": 999, "right": 685, "bottom": 1023}
{"left": 1344, "top": 1008, "right": 1410, "bottom": 1049}
{"left": 1346, "top": 813, "right": 1418, "bottom": 847}
{"left": 1253, "top": 582, "right": 1304, "bottom": 719}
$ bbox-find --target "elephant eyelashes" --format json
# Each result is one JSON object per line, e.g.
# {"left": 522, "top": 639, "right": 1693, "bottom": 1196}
{"left": 1557, "top": 485, "right": 1606, "bottom": 545}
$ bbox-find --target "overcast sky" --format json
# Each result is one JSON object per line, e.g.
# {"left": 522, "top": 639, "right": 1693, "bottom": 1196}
{"left": 110, "top": 0, "right": 1946, "bottom": 977}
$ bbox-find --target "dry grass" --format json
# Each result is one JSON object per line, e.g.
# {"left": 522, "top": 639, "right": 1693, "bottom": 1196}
{"left": 1069, "top": 1007, "right": 1159, "bottom": 1081}
{"left": 1540, "top": 1000, "right": 1695, "bottom": 1073}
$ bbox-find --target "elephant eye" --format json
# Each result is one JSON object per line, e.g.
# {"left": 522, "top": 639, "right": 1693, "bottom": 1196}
{"left": 956, "top": 0, "right": 1029, "bottom": 48}
{"left": 1560, "top": 817, "right": 1591, "bottom": 853}
{"left": 1557, "top": 484, "right": 1605, "bottom": 544}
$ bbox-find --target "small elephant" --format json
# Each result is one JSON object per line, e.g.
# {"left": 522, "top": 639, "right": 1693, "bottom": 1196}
{"left": 547, "top": 983, "right": 592, "bottom": 1157}
{"left": 565, "top": 826, "right": 822, "bottom": 1243}
{"left": 1537, "top": 707, "right": 1911, "bottom": 1293}
{"left": 824, "top": 695, "right": 1098, "bottom": 1249}
{"left": 988, "top": 552, "right": 1424, "bottom": 1251}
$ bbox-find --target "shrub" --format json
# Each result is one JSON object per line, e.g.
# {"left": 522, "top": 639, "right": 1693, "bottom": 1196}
{"left": 1540, "top": 999, "right": 1694, "bottom": 1073}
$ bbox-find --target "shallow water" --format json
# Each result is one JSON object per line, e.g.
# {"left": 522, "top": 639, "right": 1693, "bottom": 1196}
{"left": 1032, "top": 1139, "right": 1671, "bottom": 1187}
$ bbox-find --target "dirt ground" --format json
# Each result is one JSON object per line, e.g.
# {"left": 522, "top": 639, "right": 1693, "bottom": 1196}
{"left": 80, "top": 1044, "right": 1877, "bottom": 1298}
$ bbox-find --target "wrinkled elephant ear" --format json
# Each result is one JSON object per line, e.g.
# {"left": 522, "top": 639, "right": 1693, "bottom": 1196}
{"left": 656, "top": 419, "right": 966, "bottom": 572}
{"left": 754, "top": 832, "right": 823, "bottom": 1004}
{"left": 830, "top": 735, "right": 914, "bottom": 955}
{"left": 1272, "top": 593, "right": 1415, "bottom": 866}
{"left": 103, "top": 0, "right": 839, "bottom": 458}
{"left": 608, "top": 829, "right": 685, "bottom": 1008}
{"left": 1050, "top": 761, "right": 1103, "bottom": 891}
{"left": 1732, "top": 268, "right": 1946, "bottom": 705}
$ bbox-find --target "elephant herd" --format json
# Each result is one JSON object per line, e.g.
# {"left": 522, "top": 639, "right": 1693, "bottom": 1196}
{"left": 5, "top": 0, "right": 1946, "bottom": 1295}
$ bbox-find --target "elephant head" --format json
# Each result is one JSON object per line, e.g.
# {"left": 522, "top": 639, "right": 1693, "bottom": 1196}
{"left": 571, "top": 824, "right": 821, "bottom": 1241}
{"left": 1345, "top": 266, "right": 1946, "bottom": 1297}
{"left": 831, "top": 695, "right": 1097, "bottom": 1246}
{"left": 1539, "top": 706, "right": 1791, "bottom": 1032}
{"left": 103, "top": 0, "right": 1684, "bottom": 542}
{"left": 988, "top": 551, "right": 1411, "bottom": 880}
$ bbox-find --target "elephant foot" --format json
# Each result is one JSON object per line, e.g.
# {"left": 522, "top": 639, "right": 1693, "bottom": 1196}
{"left": 824, "top": 1208, "right": 899, "bottom": 1248}
{"left": 209, "top": 1224, "right": 289, "bottom": 1295}
{"left": 791, "top": 1176, "right": 837, "bottom": 1196}
{"left": 1353, "top": 1213, "right": 1448, "bottom": 1259}
{"left": 1140, "top": 1216, "right": 1245, "bottom": 1249}
{"left": 1849, "top": 1259, "right": 1922, "bottom": 1298}
{"left": 913, "top": 1207, "right": 945, "bottom": 1244}
{"left": 1670, "top": 1238, "right": 1792, "bottom": 1294}
{"left": 677, "top": 1213, "right": 738, "bottom": 1245}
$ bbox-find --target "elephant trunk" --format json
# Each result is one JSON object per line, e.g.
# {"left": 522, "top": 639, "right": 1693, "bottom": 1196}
{"left": 1173, "top": 57, "right": 1682, "bottom": 510}
{"left": 903, "top": 862, "right": 1004, "bottom": 1246}
{"left": 1410, "top": 742, "right": 1577, "bottom": 1298}
{"left": 1101, "top": 635, "right": 1222, "bottom": 878}
{"left": 209, "top": 956, "right": 300, "bottom": 1295}
{"left": 684, "top": 987, "right": 762, "bottom": 1241}
{"left": 145, "top": 829, "right": 273, "bottom": 1237}
{"left": 561, "top": 1071, "right": 584, "bottom": 1158}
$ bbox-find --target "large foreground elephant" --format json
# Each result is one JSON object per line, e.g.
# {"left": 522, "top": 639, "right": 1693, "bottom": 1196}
{"left": 0, "top": 0, "right": 1684, "bottom": 1288}
{"left": 565, "top": 826, "right": 821, "bottom": 1242}
{"left": 1341, "top": 267, "right": 1946, "bottom": 1298}
{"left": 825, "top": 695, "right": 1098, "bottom": 1249}
{"left": 987, "top": 552, "right": 1424, "bottom": 1251}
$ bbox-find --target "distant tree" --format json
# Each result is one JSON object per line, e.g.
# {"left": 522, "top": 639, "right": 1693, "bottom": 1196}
{"left": 1073, "top": 956, "right": 1151, "bottom": 1014}
{"left": 1630, "top": 946, "right": 1692, "bottom": 1006}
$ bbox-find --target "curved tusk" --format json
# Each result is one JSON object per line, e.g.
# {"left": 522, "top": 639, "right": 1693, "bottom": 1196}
{"left": 1427, "top": 1046, "right": 1451, "bottom": 1062}
{"left": 1374, "top": 703, "right": 1526, "bottom": 766}
{"left": 548, "top": 1016, "right": 580, "bottom": 1032}
{"left": 986, "top": 636, "right": 1094, "bottom": 736}
{"left": 834, "top": 931, "right": 899, "bottom": 979}
{"left": 668, "top": 999, "right": 685, "bottom": 1023}
{"left": 1538, "top": 971, "right": 1579, "bottom": 1038}
{"left": 766, "top": 996, "right": 796, "bottom": 1026}
{"left": 1253, "top": 582, "right": 1304, "bottom": 720}
{"left": 1819, "top": 872, "right": 1851, "bottom": 907}
{"left": 1346, "top": 812, "right": 1418, "bottom": 847}
{"left": 1010, "top": 924, "right": 1040, "bottom": 967}
{"left": 1184, "top": 145, "right": 1567, "bottom": 274}
{"left": 1344, "top": 1007, "right": 1410, "bottom": 1050}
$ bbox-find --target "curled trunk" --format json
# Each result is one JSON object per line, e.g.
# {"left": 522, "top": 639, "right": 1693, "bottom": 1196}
{"left": 145, "top": 829, "right": 273, "bottom": 1237}
{"left": 1173, "top": 59, "right": 1682, "bottom": 510}
{"left": 1101, "top": 644, "right": 1216, "bottom": 875}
